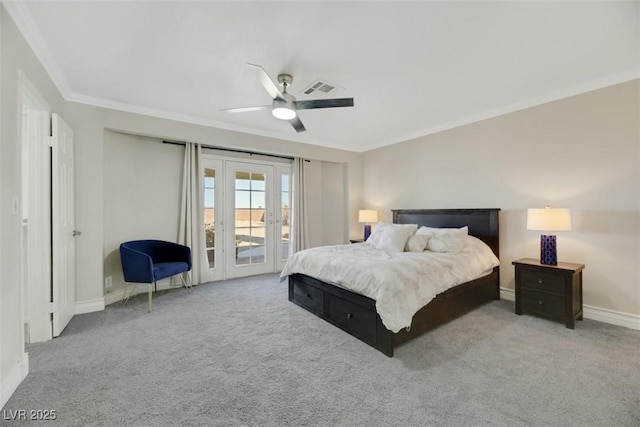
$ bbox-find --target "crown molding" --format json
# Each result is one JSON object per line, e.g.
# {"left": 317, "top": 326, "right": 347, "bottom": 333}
{"left": 2, "top": 0, "right": 72, "bottom": 97}
{"left": 66, "top": 92, "right": 341, "bottom": 150}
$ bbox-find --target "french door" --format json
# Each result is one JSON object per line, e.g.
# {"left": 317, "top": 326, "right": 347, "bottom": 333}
{"left": 225, "top": 162, "right": 273, "bottom": 278}
{"left": 202, "top": 159, "right": 224, "bottom": 282}
{"left": 201, "top": 156, "right": 291, "bottom": 281}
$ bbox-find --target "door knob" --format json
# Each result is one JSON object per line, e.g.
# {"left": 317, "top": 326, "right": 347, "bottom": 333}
{"left": 72, "top": 230, "right": 82, "bottom": 237}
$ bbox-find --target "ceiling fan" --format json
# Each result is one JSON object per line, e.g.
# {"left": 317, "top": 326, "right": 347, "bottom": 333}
{"left": 221, "top": 63, "right": 355, "bottom": 133}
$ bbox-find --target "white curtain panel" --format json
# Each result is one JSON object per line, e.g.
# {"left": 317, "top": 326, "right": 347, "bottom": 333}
{"left": 178, "top": 142, "right": 204, "bottom": 285}
{"left": 291, "top": 157, "right": 309, "bottom": 254}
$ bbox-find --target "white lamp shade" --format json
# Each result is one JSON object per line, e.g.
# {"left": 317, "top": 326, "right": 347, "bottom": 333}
{"left": 527, "top": 208, "right": 572, "bottom": 231}
{"left": 358, "top": 209, "right": 378, "bottom": 223}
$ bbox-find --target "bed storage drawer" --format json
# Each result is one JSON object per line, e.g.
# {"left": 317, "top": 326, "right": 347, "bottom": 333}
{"left": 288, "top": 274, "right": 393, "bottom": 356}
{"left": 289, "top": 278, "right": 324, "bottom": 316}
{"left": 326, "top": 294, "right": 377, "bottom": 343}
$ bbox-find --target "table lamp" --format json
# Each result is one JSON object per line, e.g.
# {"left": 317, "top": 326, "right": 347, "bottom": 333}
{"left": 527, "top": 206, "right": 572, "bottom": 265}
{"left": 358, "top": 209, "right": 378, "bottom": 240}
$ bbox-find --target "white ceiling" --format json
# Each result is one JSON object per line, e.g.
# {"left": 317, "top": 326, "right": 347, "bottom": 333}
{"left": 7, "top": 1, "right": 639, "bottom": 152}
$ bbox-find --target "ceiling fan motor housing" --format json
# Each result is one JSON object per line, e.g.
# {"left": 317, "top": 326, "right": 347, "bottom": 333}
{"left": 272, "top": 91, "right": 297, "bottom": 120}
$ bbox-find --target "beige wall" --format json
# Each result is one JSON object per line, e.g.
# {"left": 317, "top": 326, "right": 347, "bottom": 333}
{"left": 0, "top": 4, "right": 65, "bottom": 405}
{"left": 362, "top": 80, "right": 640, "bottom": 317}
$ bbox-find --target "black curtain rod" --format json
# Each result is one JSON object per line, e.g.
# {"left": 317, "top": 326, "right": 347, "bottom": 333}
{"left": 162, "top": 140, "right": 295, "bottom": 161}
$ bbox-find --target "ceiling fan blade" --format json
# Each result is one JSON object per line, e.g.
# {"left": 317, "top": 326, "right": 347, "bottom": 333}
{"left": 289, "top": 116, "right": 306, "bottom": 133}
{"left": 294, "top": 98, "right": 354, "bottom": 110}
{"left": 247, "top": 63, "right": 285, "bottom": 101}
{"left": 220, "top": 105, "right": 271, "bottom": 113}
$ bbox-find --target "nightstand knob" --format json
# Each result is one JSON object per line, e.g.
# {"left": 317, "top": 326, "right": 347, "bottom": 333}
{"left": 347, "top": 313, "right": 353, "bottom": 319}
{"left": 538, "top": 300, "right": 543, "bottom": 305}
{"left": 306, "top": 293, "right": 311, "bottom": 299}
{"left": 538, "top": 279, "right": 543, "bottom": 284}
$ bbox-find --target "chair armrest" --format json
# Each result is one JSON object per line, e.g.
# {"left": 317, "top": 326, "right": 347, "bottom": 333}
{"left": 120, "top": 245, "right": 154, "bottom": 283}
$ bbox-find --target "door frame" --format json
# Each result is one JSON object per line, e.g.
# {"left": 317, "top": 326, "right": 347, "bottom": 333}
{"left": 19, "top": 71, "right": 53, "bottom": 343}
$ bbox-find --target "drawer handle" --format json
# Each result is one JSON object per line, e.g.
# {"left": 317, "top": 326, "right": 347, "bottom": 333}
{"left": 538, "top": 279, "right": 544, "bottom": 284}
{"left": 538, "top": 300, "right": 544, "bottom": 305}
{"left": 347, "top": 313, "right": 353, "bottom": 319}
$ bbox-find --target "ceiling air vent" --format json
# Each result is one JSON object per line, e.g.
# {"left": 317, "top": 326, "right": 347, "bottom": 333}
{"left": 300, "top": 79, "right": 342, "bottom": 98}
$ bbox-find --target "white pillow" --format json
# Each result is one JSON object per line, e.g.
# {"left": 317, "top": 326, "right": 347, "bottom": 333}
{"left": 416, "top": 226, "right": 469, "bottom": 253}
{"left": 375, "top": 224, "right": 418, "bottom": 253}
{"left": 366, "top": 222, "right": 389, "bottom": 246}
{"left": 405, "top": 235, "right": 429, "bottom": 252}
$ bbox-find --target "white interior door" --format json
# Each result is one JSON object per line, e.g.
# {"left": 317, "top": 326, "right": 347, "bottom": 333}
{"left": 52, "top": 114, "right": 75, "bottom": 337}
{"left": 225, "top": 162, "right": 274, "bottom": 278}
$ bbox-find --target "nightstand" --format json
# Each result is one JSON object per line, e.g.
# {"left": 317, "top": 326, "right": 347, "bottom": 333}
{"left": 512, "top": 258, "right": 585, "bottom": 329}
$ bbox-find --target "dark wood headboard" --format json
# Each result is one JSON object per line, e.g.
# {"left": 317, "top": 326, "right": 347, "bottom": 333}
{"left": 392, "top": 208, "right": 500, "bottom": 259}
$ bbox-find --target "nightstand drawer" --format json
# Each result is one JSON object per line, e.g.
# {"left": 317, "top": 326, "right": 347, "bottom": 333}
{"left": 520, "top": 269, "right": 564, "bottom": 294}
{"left": 521, "top": 289, "right": 565, "bottom": 319}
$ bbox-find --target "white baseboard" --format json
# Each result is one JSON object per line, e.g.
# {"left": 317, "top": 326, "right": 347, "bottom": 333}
{"left": 0, "top": 352, "right": 28, "bottom": 409}
{"left": 583, "top": 304, "right": 640, "bottom": 330}
{"left": 499, "top": 287, "right": 639, "bottom": 330}
{"left": 74, "top": 298, "right": 105, "bottom": 315}
{"left": 500, "top": 287, "right": 515, "bottom": 301}
{"left": 104, "top": 288, "right": 126, "bottom": 306}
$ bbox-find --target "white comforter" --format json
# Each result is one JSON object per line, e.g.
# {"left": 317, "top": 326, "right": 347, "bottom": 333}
{"left": 280, "top": 237, "right": 500, "bottom": 333}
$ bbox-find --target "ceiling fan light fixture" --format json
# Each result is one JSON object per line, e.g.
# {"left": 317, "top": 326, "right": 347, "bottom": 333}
{"left": 272, "top": 106, "right": 297, "bottom": 120}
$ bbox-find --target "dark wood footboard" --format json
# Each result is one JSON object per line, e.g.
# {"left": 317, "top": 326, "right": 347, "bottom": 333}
{"left": 289, "top": 268, "right": 500, "bottom": 357}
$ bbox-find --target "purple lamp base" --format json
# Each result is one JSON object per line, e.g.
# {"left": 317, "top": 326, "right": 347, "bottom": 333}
{"left": 364, "top": 224, "right": 372, "bottom": 241}
{"left": 540, "top": 234, "right": 557, "bottom": 265}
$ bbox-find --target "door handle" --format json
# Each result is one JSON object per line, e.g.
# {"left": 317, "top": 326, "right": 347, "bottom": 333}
{"left": 72, "top": 230, "right": 82, "bottom": 237}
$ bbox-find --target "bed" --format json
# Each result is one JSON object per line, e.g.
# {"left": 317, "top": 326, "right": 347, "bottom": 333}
{"left": 284, "top": 208, "right": 500, "bottom": 357}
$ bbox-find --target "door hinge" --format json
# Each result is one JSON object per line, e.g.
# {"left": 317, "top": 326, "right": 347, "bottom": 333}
{"left": 46, "top": 136, "right": 54, "bottom": 147}
{"left": 47, "top": 302, "right": 55, "bottom": 314}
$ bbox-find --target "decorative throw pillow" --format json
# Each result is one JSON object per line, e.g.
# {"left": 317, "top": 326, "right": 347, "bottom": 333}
{"left": 416, "top": 226, "right": 469, "bottom": 253}
{"left": 405, "top": 235, "right": 429, "bottom": 252}
{"left": 376, "top": 224, "right": 418, "bottom": 253}
{"left": 366, "top": 222, "right": 390, "bottom": 246}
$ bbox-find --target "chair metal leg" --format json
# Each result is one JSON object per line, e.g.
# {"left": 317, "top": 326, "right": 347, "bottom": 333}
{"left": 179, "top": 273, "right": 193, "bottom": 294}
{"left": 122, "top": 282, "right": 136, "bottom": 306}
{"left": 148, "top": 283, "right": 153, "bottom": 312}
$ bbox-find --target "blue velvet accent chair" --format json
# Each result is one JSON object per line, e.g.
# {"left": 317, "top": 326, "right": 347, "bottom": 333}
{"left": 119, "top": 240, "right": 192, "bottom": 312}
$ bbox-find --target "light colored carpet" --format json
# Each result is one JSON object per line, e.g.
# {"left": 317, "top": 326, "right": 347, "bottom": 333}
{"left": 3, "top": 273, "right": 639, "bottom": 426}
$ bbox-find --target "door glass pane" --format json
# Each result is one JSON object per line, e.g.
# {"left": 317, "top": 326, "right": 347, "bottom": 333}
{"left": 204, "top": 168, "right": 216, "bottom": 268}
{"left": 235, "top": 171, "right": 266, "bottom": 266}
{"left": 281, "top": 173, "right": 291, "bottom": 260}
